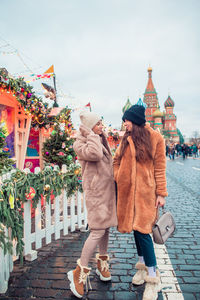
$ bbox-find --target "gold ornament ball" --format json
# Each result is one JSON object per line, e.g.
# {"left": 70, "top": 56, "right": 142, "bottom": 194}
{"left": 65, "top": 147, "right": 68, "bottom": 151}
{"left": 74, "top": 169, "right": 80, "bottom": 175}
{"left": 44, "top": 184, "right": 50, "bottom": 192}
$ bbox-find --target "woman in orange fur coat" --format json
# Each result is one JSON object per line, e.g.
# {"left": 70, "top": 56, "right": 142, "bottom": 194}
{"left": 113, "top": 104, "right": 168, "bottom": 300}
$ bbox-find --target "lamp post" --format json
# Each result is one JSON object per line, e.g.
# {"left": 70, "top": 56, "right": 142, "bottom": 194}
{"left": 52, "top": 73, "right": 58, "bottom": 107}
{"left": 41, "top": 83, "right": 58, "bottom": 107}
{"left": 42, "top": 65, "right": 58, "bottom": 107}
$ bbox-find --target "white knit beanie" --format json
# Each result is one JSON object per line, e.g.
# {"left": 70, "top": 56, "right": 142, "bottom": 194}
{"left": 79, "top": 111, "right": 101, "bottom": 129}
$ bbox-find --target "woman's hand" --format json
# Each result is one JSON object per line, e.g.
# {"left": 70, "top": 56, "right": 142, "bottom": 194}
{"left": 80, "top": 125, "right": 92, "bottom": 137}
{"left": 155, "top": 195, "right": 165, "bottom": 208}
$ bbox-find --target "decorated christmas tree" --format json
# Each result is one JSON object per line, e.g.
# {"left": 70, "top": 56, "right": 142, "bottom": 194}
{"left": 42, "top": 107, "right": 77, "bottom": 168}
{"left": 0, "top": 126, "right": 14, "bottom": 174}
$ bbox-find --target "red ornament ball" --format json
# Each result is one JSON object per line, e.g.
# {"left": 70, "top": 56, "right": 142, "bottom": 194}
{"left": 25, "top": 187, "right": 36, "bottom": 200}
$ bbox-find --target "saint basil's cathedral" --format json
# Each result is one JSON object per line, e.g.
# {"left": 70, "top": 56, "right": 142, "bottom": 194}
{"left": 123, "top": 67, "right": 179, "bottom": 142}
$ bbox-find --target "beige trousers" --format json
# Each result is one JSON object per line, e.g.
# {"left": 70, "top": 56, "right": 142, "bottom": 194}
{"left": 80, "top": 228, "right": 109, "bottom": 266}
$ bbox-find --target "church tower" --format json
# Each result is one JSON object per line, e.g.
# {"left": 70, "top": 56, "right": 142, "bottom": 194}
{"left": 153, "top": 105, "right": 164, "bottom": 131}
{"left": 143, "top": 67, "right": 159, "bottom": 127}
{"left": 120, "top": 67, "right": 180, "bottom": 142}
{"left": 121, "top": 98, "right": 132, "bottom": 130}
{"left": 164, "top": 95, "right": 178, "bottom": 140}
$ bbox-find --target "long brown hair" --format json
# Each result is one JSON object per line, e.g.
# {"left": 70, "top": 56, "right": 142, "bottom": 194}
{"left": 119, "top": 123, "right": 153, "bottom": 163}
{"left": 101, "top": 133, "right": 111, "bottom": 156}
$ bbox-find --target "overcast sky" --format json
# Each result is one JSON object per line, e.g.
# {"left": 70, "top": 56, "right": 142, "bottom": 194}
{"left": 0, "top": 0, "right": 200, "bottom": 138}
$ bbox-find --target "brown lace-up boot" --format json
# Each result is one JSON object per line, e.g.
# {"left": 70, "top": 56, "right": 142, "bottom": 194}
{"left": 67, "top": 259, "right": 91, "bottom": 298}
{"left": 96, "top": 253, "right": 111, "bottom": 281}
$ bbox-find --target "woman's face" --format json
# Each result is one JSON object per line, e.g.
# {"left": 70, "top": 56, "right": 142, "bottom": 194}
{"left": 124, "top": 119, "right": 133, "bottom": 132}
{"left": 92, "top": 120, "right": 103, "bottom": 135}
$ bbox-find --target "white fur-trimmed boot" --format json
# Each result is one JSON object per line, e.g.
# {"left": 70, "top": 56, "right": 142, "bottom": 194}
{"left": 96, "top": 254, "right": 111, "bottom": 281}
{"left": 132, "top": 262, "right": 148, "bottom": 285}
{"left": 143, "top": 270, "right": 161, "bottom": 300}
{"left": 67, "top": 259, "right": 92, "bottom": 298}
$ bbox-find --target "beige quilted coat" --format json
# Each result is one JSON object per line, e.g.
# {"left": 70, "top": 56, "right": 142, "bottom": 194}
{"left": 73, "top": 125, "right": 117, "bottom": 230}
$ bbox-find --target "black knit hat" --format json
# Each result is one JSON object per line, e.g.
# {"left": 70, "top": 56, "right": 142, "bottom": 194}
{"left": 122, "top": 104, "right": 146, "bottom": 126}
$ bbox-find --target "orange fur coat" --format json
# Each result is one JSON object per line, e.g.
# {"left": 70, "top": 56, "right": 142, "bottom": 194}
{"left": 113, "top": 125, "right": 168, "bottom": 234}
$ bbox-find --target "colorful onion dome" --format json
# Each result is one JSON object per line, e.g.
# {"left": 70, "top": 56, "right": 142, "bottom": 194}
{"left": 164, "top": 95, "right": 174, "bottom": 107}
{"left": 153, "top": 107, "right": 163, "bottom": 118}
{"left": 122, "top": 98, "right": 132, "bottom": 113}
{"left": 137, "top": 97, "right": 147, "bottom": 108}
{"left": 147, "top": 66, "right": 152, "bottom": 72}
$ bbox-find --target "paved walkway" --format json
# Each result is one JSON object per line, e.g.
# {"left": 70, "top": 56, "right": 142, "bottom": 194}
{"left": 0, "top": 156, "right": 200, "bottom": 300}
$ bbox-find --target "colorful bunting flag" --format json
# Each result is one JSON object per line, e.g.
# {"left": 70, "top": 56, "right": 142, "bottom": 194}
{"left": 44, "top": 65, "right": 54, "bottom": 74}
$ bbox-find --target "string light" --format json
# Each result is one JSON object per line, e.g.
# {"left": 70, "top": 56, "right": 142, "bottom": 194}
{"left": 0, "top": 35, "right": 42, "bottom": 74}
{"left": 0, "top": 50, "right": 17, "bottom": 55}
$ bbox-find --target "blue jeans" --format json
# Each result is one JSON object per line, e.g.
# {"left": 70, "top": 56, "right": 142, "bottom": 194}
{"left": 134, "top": 230, "right": 157, "bottom": 267}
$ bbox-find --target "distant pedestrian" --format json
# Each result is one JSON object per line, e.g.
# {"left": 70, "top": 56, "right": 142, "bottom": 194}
{"left": 175, "top": 143, "right": 182, "bottom": 156}
{"left": 188, "top": 144, "right": 192, "bottom": 157}
{"left": 178, "top": 143, "right": 182, "bottom": 156}
{"left": 191, "top": 143, "right": 198, "bottom": 158}
{"left": 68, "top": 111, "right": 117, "bottom": 298}
{"left": 169, "top": 144, "right": 175, "bottom": 160}
{"left": 114, "top": 105, "right": 167, "bottom": 300}
{"left": 166, "top": 144, "right": 169, "bottom": 157}
{"left": 182, "top": 143, "right": 188, "bottom": 159}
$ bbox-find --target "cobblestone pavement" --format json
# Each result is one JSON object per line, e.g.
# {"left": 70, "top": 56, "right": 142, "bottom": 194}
{"left": 0, "top": 156, "right": 200, "bottom": 300}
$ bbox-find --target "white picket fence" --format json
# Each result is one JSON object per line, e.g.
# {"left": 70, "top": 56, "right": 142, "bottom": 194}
{"left": 0, "top": 227, "right": 13, "bottom": 294}
{"left": 0, "top": 166, "right": 87, "bottom": 293}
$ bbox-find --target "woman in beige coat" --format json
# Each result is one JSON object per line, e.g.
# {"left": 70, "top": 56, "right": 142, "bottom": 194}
{"left": 68, "top": 111, "right": 117, "bottom": 299}
{"left": 114, "top": 104, "right": 168, "bottom": 300}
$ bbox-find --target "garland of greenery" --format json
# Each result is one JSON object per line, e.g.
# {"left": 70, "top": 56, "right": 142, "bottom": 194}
{"left": 0, "top": 68, "right": 51, "bottom": 127}
{"left": 0, "top": 223, "right": 13, "bottom": 256}
{"left": 0, "top": 69, "right": 74, "bottom": 129}
{"left": 0, "top": 164, "right": 82, "bottom": 260}
{"left": 108, "top": 130, "right": 120, "bottom": 141}
{"left": 0, "top": 69, "right": 83, "bottom": 260}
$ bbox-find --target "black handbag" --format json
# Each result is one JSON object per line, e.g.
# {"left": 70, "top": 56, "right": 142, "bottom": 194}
{"left": 152, "top": 207, "right": 176, "bottom": 244}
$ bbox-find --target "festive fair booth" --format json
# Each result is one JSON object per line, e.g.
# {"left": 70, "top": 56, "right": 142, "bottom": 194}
{"left": 0, "top": 70, "right": 84, "bottom": 293}
{"left": 0, "top": 90, "right": 32, "bottom": 170}
{"left": 0, "top": 68, "right": 52, "bottom": 171}
{"left": 24, "top": 107, "right": 63, "bottom": 172}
